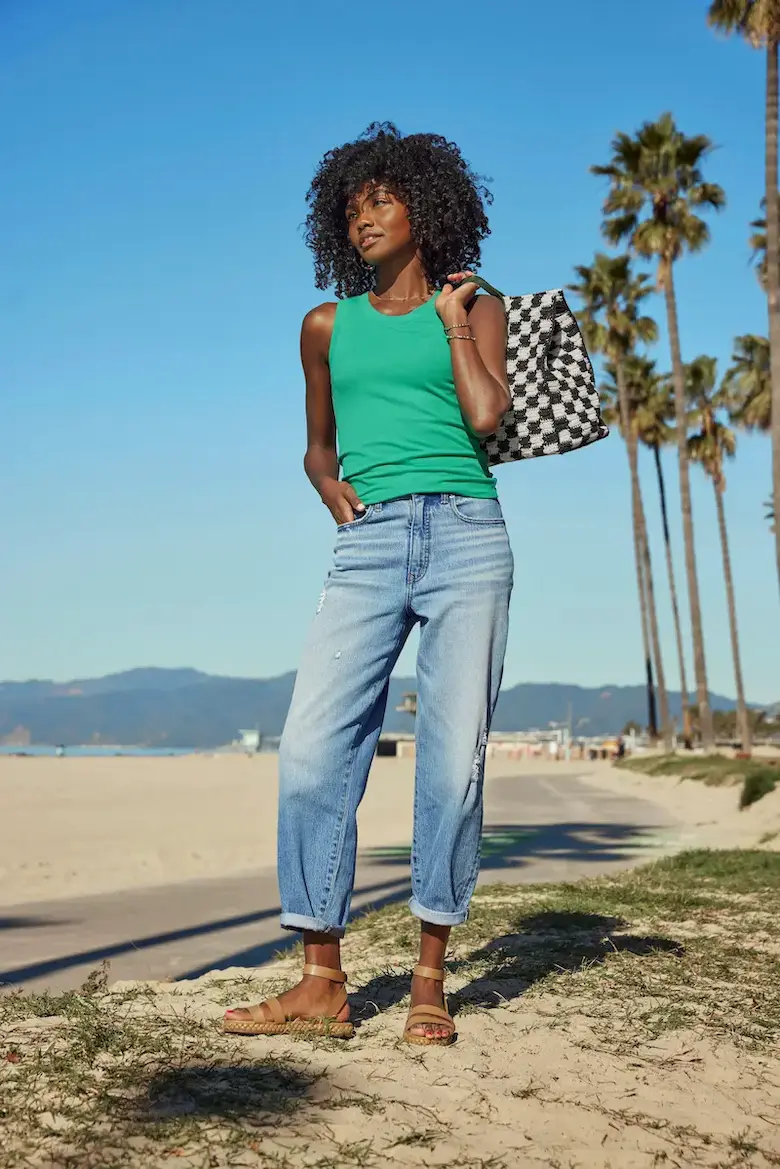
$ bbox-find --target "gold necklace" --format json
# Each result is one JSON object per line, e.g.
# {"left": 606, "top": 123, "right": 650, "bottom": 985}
{"left": 371, "top": 289, "right": 432, "bottom": 302}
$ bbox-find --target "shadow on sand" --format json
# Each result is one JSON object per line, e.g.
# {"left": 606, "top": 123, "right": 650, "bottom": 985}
{"left": 347, "top": 910, "right": 684, "bottom": 1029}
{"left": 363, "top": 820, "right": 663, "bottom": 875}
{"left": 1, "top": 818, "right": 665, "bottom": 989}
{"left": 140, "top": 1061, "right": 316, "bottom": 1126}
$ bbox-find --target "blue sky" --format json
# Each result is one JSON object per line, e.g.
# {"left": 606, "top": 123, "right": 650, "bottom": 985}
{"left": 1, "top": 0, "right": 778, "bottom": 703}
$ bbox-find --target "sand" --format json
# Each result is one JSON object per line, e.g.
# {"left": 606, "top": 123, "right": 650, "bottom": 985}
{"left": 4, "top": 757, "right": 780, "bottom": 1166}
{"left": 0, "top": 753, "right": 418, "bottom": 907}
{"left": 576, "top": 761, "right": 780, "bottom": 852}
{"left": 1, "top": 752, "right": 777, "bottom": 909}
{"left": 90, "top": 963, "right": 778, "bottom": 1169}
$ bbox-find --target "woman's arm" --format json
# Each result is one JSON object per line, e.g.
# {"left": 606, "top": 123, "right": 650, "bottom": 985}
{"left": 436, "top": 275, "right": 511, "bottom": 437}
{"left": 301, "top": 305, "right": 365, "bottom": 524}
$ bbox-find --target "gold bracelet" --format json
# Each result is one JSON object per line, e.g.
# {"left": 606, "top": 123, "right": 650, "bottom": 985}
{"left": 443, "top": 322, "right": 470, "bottom": 333}
{"left": 447, "top": 334, "right": 476, "bottom": 343}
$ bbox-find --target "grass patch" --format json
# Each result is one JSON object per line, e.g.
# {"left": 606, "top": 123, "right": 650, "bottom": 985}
{"left": 616, "top": 752, "right": 778, "bottom": 808}
{"left": 344, "top": 850, "right": 780, "bottom": 1052}
{"left": 741, "top": 769, "right": 779, "bottom": 809}
{"left": 2, "top": 850, "right": 779, "bottom": 1167}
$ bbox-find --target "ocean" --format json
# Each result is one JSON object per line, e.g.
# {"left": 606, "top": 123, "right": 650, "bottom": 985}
{"left": 0, "top": 746, "right": 201, "bottom": 758}
{"left": 0, "top": 741, "right": 281, "bottom": 757}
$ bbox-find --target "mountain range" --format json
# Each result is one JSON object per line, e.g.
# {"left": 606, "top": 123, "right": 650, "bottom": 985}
{"left": 0, "top": 667, "right": 753, "bottom": 748}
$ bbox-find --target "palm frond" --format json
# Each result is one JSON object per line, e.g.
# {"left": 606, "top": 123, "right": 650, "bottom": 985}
{"left": 722, "top": 333, "right": 772, "bottom": 429}
{"left": 748, "top": 194, "right": 779, "bottom": 289}
{"left": 592, "top": 113, "right": 725, "bottom": 266}
{"left": 567, "top": 252, "right": 658, "bottom": 364}
{"left": 708, "top": 0, "right": 780, "bottom": 45}
{"left": 687, "top": 418, "right": 737, "bottom": 486}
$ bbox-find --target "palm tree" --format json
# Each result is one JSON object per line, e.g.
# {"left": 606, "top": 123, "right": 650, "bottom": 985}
{"left": 708, "top": 0, "right": 780, "bottom": 595}
{"left": 748, "top": 195, "right": 780, "bottom": 289}
{"left": 592, "top": 113, "right": 726, "bottom": 751}
{"left": 685, "top": 356, "right": 752, "bottom": 753}
{"left": 598, "top": 358, "right": 657, "bottom": 740}
{"left": 632, "top": 365, "right": 693, "bottom": 742}
{"left": 601, "top": 356, "right": 691, "bottom": 745}
{"left": 723, "top": 334, "right": 772, "bottom": 430}
{"left": 570, "top": 254, "right": 672, "bottom": 748}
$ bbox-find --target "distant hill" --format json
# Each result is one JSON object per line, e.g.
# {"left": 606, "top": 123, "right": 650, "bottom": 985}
{"left": 0, "top": 668, "right": 756, "bottom": 748}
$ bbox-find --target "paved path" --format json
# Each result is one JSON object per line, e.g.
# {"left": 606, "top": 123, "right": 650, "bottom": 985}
{"left": 0, "top": 770, "right": 676, "bottom": 992}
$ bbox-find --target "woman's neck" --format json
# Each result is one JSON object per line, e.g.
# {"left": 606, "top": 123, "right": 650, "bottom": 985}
{"left": 373, "top": 254, "right": 430, "bottom": 300}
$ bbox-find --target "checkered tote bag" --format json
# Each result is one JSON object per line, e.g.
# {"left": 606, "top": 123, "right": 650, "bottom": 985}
{"left": 468, "top": 277, "right": 607, "bottom": 463}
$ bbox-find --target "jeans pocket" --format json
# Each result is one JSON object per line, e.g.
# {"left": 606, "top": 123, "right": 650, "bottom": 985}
{"left": 449, "top": 496, "right": 505, "bottom": 525}
{"left": 336, "top": 504, "right": 375, "bottom": 530}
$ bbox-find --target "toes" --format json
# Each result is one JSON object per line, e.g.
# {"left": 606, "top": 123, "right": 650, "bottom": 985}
{"left": 410, "top": 1023, "right": 449, "bottom": 1040}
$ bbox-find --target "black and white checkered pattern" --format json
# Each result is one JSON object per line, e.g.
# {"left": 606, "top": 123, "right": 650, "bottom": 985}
{"left": 482, "top": 290, "right": 607, "bottom": 464}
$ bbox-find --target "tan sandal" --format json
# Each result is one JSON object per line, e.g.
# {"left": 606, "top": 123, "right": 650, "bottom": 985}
{"left": 403, "top": 964, "right": 456, "bottom": 1047}
{"left": 222, "top": 963, "right": 354, "bottom": 1038}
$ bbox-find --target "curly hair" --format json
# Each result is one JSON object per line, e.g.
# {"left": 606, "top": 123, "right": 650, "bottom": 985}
{"left": 304, "top": 122, "right": 492, "bottom": 299}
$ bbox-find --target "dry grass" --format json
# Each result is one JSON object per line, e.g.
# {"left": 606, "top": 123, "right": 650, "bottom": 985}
{"left": 616, "top": 753, "right": 779, "bottom": 808}
{"left": 2, "top": 850, "right": 780, "bottom": 1168}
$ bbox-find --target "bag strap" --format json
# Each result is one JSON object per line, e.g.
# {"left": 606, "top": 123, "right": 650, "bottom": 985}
{"left": 454, "top": 274, "right": 506, "bottom": 300}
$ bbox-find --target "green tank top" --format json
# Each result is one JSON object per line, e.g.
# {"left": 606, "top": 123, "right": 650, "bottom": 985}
{"left": 328, "top": 293, "right": 497, "bottom": 505}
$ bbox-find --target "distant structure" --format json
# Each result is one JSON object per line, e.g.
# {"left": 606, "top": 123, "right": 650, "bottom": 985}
{"left": 237, "top": 729, "right": 262, "bottom": 755}
{"left": 396, "top": 692, "right": 417, "bottom": 718}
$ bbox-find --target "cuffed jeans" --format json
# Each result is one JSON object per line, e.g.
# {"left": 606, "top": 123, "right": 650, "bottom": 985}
{"left": 277, "top": 493, "right": 513, "bottom": 936}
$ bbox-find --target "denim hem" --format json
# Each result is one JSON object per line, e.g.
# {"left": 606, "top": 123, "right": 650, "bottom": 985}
{"left": 280, "top": 912, "right": 346, "bottom": 938}
{"left": 408, "top": 896, "right": 469, "bottom": 927}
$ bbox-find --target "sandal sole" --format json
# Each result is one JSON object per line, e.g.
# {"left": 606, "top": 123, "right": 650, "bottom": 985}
{"left": 222, "top": 1018, "right": 354, "bottom": 1038}
{"left": 403, "top": 1032, "right": 457, "bottom": 1046}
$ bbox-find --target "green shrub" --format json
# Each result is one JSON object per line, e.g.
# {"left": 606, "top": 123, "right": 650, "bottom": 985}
{"left": 740, "top": 770, "right": 778, "bottom": 810}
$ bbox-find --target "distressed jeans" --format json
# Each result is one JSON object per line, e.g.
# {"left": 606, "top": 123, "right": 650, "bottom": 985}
{"left": 277, "top": 494, "right": 513, "bottom": 936}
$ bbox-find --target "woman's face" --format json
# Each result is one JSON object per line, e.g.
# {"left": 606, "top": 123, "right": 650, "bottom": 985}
{"left": 345, "top": 182, "right": 415, "bottom": 266}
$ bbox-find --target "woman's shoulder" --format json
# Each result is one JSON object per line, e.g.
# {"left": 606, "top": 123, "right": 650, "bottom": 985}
{"left": 302, "top": 301, "right": 338, "bottom": 327}
{"left": 301, "top": 301, "right": 338, "bottom": 344}
{"left": 302, "top": 293, "right": 368, "bottom": 338}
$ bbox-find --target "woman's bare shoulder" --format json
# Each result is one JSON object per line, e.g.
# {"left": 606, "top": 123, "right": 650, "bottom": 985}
{"left": 302, "top": 301, "right": 338, "bottom": 336}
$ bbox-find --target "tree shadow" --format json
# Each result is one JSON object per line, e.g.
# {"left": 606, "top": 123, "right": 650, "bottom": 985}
{"left": 349, "top": 971, "right": 413, "bottom": 1027}
{"left": 0, "top": 915, "right": 73, "bottom": 931}
{"left": 364, "top": 821, "right": 665, "bottom": 875}
{"left": 346, "top": 911, "right": 684, "bottom": 1029}
{"left": 446, "top": 910, "right": 684, "bottom": 1017}
{"left": 139, "top": 1060, "right": 317, "bottom": 1124}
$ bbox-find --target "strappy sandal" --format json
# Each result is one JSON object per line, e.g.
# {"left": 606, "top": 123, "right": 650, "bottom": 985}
{"left": 222, "top": 963, "right": 354, "bottom": 1038}
{"left": 403, "top": 964, "right": 457, "bottom": 1047}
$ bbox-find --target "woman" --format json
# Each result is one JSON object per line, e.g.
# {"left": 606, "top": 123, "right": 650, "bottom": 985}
{"left": 225, "top": 123, "right": 513, "bottom": 1046}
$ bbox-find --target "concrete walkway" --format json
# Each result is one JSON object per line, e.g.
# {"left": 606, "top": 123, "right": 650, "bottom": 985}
{"left": 0, "top": 768, "right": 676, "bottom": 992}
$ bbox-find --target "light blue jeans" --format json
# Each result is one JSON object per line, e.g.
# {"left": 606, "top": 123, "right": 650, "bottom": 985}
{"left": 278, "top": 494, "right": 513, "bottom": 936}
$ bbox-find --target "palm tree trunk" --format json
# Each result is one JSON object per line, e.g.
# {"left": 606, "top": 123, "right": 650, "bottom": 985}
{"left": 652, "top": 443, "right": 691, "bottom": 742}
{"left": 765, "top": 38, "right": 780, "bottom": 597}
{"left": 636, "top": 481, "right": 671, "bottom": 750}
{"left": 633, "top": 482, "right": 658, "bottom": 741}
{"left": 663, "top": 264, "right": 715, "bottom": 750}
{"left": 713, "top": 482, "right": 751, "bottom": 754}
{"left": 617, "top": 364, "right": 671, "bottom": 748}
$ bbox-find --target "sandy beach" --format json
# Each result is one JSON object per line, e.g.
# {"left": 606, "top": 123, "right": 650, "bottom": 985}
{"left": 0, "top": 752, "right": 422, "bottom": 907}
{"left": 1, "top": 752, "right": 777, "bottom": 911}
{"left": 3, "top": 754, "right": 780, "bottom": 1167}
{"left": 576, "top": 759, "right": 780, "bottom": 851}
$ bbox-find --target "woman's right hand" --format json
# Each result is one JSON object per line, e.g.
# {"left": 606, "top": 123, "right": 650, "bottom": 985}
{"left": 319, "top": 477, "right": 366, "bottom": 525}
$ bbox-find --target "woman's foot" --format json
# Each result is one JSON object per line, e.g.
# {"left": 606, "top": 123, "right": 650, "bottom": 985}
{"left": 225, "top": 964, "right": 350, "bottom": 1027}
{"left": 406, "top": 970, "right": 452, "bottom": 1041}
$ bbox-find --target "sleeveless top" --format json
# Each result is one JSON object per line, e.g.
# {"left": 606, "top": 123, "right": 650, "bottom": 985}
{"left": 328, "top": 293, "right": 498, "bottom": 505}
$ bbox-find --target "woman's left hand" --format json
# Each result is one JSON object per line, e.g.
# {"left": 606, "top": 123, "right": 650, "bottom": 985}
{"left": 436, "top": 270, "right": 479, "bottom": 326}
